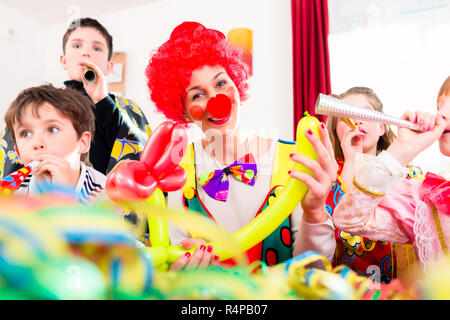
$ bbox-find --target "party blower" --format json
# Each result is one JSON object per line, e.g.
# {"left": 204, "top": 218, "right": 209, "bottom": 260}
{"left": 84, "top": 66, "right": 96, "bottom": 84}
{"left": 0, "top": 161, "right": 40, "bottom": 195}
{"left": 315, "top": 93, "right": 421, "bottom": 131}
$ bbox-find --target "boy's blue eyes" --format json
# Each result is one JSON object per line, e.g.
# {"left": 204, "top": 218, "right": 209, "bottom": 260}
{"left": 72, "top": 44, "right": 102, "bottom": 52}
{"left": 19, "top": 127, "right": 59, "bottom": 138}
{"left": 20, "top": 130, "right": 31, "bottom": 138}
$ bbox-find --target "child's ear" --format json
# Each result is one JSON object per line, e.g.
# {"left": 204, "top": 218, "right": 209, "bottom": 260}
{"left": 60, "top": 54, "right": 68, "bottom": 70}
{"left": 379, "top": 123, "right": 386, "bottom": 137}
{"left": 78, "top": 132, "right": 91, "bottom": 155}
{"left": 13, "top": 145, "right": 25, "bottom": 165}
{"left": 103, "top": 60, "right": 114, "bottom": 77}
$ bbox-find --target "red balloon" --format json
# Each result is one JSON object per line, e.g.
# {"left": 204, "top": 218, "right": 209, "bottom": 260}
{"left": 140, "top": 121, "right": 174, "bottom": 169}
{"left": 206, "top": 94, "right": 232, "bottom": 119}
{"left": 157, "top": 165, "right": 187, "bottom": 192}
{"left": 106, "top": 161, "right": 156, "bottom": 202}
{"left": 105, "top": 121, "right": 189, "bottom": 203}
{"left": 152, "top": 124, "right": 188, "bottom": 179}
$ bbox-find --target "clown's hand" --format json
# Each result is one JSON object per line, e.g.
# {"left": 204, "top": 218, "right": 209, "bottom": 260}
{"left": 169, "top": 238, "right": 219, "bottom": 271}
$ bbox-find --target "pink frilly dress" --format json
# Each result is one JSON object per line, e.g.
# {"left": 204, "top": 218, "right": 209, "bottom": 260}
{"left": 332, "top": 151, "right": 450, "bottom": 273}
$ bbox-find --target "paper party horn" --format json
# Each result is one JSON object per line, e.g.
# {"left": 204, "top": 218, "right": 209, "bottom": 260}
{"left": 0, "top": 161, "right": 40, "bottom": 195}
{"left": 315, "top": 93, "right": 421, "bottom": 131}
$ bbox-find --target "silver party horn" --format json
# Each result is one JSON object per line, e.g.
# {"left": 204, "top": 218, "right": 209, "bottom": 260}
{"left": 84, "top": 66, "right": 96, "bottom": 84}
{"left": 315, "top": 93, "right": 421, "bottom": 131}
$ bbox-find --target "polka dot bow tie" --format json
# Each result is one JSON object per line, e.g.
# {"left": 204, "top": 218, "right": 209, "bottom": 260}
{"left": 197, "top": 153, "right": 257, "bottom": 202}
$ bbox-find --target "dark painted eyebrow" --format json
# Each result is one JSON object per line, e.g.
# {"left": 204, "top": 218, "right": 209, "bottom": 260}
{"left": 213, "top": 72, "right": 224, "bottom": 80}
{"left": 187, "top": 85, "right": 200, "bottom": 93}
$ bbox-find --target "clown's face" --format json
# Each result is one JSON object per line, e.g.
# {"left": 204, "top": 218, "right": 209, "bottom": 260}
{"left": 437, "top": 95, "right": 450, "bottom": 156}
{"left": 183, "top": 65, "right": 241, "bottom": 139}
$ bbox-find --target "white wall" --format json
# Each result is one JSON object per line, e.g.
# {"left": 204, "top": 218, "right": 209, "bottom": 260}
{"left": 29, "top": 0, "right": 294, "bottom": 141}
{"left": 0, "top": 3, "right": 50, "bottom": 128}
{"left": 328, "top": 0, "right": 450, "bottom": 174}
{"left": 2, "top": 0, "right": 449, "bottom": 173}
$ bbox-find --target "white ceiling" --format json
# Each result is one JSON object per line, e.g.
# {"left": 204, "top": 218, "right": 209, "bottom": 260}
{"left": 0, "top": 0, "right": 163, "bottom": 25}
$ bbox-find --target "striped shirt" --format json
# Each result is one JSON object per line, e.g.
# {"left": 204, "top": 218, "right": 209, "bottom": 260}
{"left": 16, "top": 162, "right": 106, "bottom": 204}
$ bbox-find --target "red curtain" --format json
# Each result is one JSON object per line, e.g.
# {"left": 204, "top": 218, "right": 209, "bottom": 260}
{"left": 291, "top": 0, "right": 331, "bottom": 137}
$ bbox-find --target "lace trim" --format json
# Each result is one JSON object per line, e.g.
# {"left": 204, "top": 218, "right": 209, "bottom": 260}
{"left": 411, "top": 179, "right": 441, "bottom": 272}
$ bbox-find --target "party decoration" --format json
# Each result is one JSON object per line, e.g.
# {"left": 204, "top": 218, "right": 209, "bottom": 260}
{"left": 341, "top": 118, "right": 357, "bottom": 130}
{"left": 420, "top": 256, "right": 450, "bottom": 299}
{"left": 0, "top": 191, "right": 422, "bottom": 300}
{"left": 0, "top": 161, "right": 39, "bottom": 195}
{"left": 315, "top": 93, "right": 421, "bottom": 131}
{"left": 37, "top": 204, "right": 154, "bottom": 298}
{"left": 284, "top": 251, "right": 355, "bottom": 299}
{"left": 151, "top": 250, "right": 410, "bottom": 300}
{"left": 0, "top": 202, "right": 107, "bottom": 299}
{"left": 128, "top": 200, "right": 245, "bottom": 267}
{"left": 106, "top": 121, "right": 191, "bottom": 270}
{"left": 106, "top": 121, "right": 188, "bottom": 202}
{"left": 145, "top": 188, "right": 169, "bottom": 246}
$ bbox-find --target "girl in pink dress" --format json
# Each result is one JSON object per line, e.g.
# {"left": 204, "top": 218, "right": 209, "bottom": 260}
{"left": 333, "top": 76, "right": 450, "bottom": 273}
{"left": 325, "top": 88, "right": 399, "bottom": 283}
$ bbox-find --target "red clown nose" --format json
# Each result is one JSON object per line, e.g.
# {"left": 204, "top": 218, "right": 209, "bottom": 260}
{"left": 206, "top": 94, "right": 232, "bottom": 119}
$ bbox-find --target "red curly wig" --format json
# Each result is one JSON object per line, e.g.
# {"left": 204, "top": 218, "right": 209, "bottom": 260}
{"left": 145, "top": 21, "right": 250, "bottom": 123}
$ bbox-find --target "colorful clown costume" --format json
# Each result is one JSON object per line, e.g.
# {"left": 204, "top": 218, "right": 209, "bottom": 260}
{"left": 167, "top": 138, "right": 336, "bottom": 266}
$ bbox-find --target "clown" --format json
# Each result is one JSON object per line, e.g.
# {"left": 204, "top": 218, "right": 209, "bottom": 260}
{"left": 146, "top": 22, "right": 338, "bottom": 270}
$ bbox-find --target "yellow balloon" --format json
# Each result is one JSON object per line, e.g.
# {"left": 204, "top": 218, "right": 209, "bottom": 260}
{"left": 160, "top": 113, "right": 320, "bottom": 263}
{"left": 141, "top": 246, "right": 168, "bottom": 267}
{"left": 209, "top": 113, "right": 320, "bottom": 260}
{"left": 139, "top": 113, "right": 320, "bottom": 266}
{"left": 146, "top": 188, "right": 169, "bottom": 247}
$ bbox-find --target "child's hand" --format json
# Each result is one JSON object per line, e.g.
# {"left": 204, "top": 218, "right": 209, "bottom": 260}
{"left": 33, "top": 155, "right": 75, "bottom": 187}
{"left": 169, "top": 238, "right": 219, "bottom": 271}
{"left": 387, "top": 111, "right": 446, "bottom": 166}
{"left": 340, "top": 128, "right": 366, "bottom": 162}
{"left": 289, "top": 122, "right": 338, "bottom": 223}
{"left": 79, "top": 60, "right": 109, "bottom": 104}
